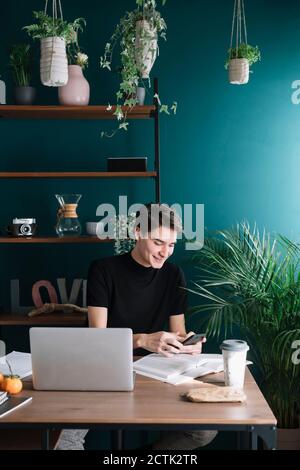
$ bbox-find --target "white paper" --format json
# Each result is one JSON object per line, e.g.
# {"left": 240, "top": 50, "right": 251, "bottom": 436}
{"left": 0, "top": 351, "right": 32, "bottom": 379}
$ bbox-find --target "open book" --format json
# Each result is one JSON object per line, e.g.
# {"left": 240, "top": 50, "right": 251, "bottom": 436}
{"left": 133, "top": 353, "right": 223, "bottom": 381}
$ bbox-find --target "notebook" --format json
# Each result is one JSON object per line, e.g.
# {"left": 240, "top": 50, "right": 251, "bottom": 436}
{"left": 0, "top": 392, "right": 8, "bottom": 406}
{"left": 0, "top": 396, "right": 32, "bottom": 418}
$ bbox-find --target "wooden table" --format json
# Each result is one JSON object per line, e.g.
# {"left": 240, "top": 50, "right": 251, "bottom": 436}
{"left": 0, "top": 368, "right": 276, "bottom": 450}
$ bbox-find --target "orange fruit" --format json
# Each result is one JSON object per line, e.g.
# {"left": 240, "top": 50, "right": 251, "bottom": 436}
{"left": 2, "top": 375, "right": 23, "bottom": 394}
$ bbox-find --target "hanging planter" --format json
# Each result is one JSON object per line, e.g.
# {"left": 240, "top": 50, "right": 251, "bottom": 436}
{"left": 225, "top": 0, "right": 261, "bottom": 85}
{"left": 40, "top": 36, "right": 68, "bottom": 87}
{"left": 229, "top": 57, "right": 249, "bottom": 85}
{"left": 99, "top": 0, "right": 178, "bottom": 138}
{"left": 23, "top": 1, "right": 86, "bottom": 87}
{"left": 135, "top": 19, "right": 158, "bottom": 79}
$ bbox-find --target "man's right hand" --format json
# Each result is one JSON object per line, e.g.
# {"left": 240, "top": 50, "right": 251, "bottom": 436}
{"left": 139, "top": 331, "right": 185, "bottom": 357}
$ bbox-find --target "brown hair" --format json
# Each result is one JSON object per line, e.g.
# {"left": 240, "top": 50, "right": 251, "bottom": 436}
{"left": 135, "top": 203, "right": 182, "bottom": 235}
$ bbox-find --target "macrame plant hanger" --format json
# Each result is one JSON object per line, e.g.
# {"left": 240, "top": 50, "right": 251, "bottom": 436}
{"left": 228, "top": 0, "right": 249, "bottom": 85}
{"left": 41, "top": 0, "right": 68, "bottom": 86}
{"left": 230, "top": 0, "right": 248, "bottom": 56}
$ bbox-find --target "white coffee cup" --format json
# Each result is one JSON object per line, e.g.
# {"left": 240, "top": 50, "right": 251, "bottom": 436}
{"left": 220, "top": 339, "right": 249, "bottom": 390}
{"left": 85, "top": 221, "right": 104, "bottom": 237}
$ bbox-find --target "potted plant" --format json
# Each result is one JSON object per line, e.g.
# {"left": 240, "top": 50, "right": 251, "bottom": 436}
{"left": 225, "top": 43, "right": 261, "bottom": 85}
{"left": 100, "top": 0, "right": 176, "bottom": 137}
{"left": 58, "top": 33, "right": 89, "bottom": 105}
{"left": 187, "top": 222, "right": 300, "bottom": 448}
{"left": 23, "top": 10, "right": 86, "bottom": 87}
{"left": 9, "top": 44, "right": 36, "bottom": 105}
{"left": 226, "top": 0, "right": 261, "bottom": 84}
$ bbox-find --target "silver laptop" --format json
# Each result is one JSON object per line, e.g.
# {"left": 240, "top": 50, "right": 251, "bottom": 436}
{"left": 29, "top": 327, "right": 134, "bottom": 391}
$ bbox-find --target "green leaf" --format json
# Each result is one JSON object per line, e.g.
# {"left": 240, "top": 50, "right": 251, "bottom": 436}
{"left": 170, "top": 101, "right": 177, "bottom": 114}
{"left": 119, "top": 122, "right": 129, "bottom": 131}
{"left": 160, "top": 104, "right": 170, "bottom": 114}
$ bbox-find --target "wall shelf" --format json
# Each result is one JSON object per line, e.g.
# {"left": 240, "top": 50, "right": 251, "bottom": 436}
{"left": 0, "top": 79, "right": 161, "bottom": 329}
{"left": 0, "top": 171, "right": 157, "bottom": 178}
{"left": 0, "top": 236, "right": 113, "bottom": 244}
{"left": 0, "top": 105, "right": 156, "bottom": 120}
{"left": 0, "top": 313, "right": 87, "bottom": 326}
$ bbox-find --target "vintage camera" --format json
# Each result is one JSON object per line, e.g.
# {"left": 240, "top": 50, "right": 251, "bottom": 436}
{"left": 7, "top": 218, "right": 37, "bottom": 237}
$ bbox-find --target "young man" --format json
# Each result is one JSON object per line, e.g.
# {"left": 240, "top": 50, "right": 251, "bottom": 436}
{"left": 56, "top": 204, "right": 217, "bottom": 450}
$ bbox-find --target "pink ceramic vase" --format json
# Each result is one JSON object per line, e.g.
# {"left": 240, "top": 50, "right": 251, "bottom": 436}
{"left": 58, "top": 65, "right": 90, "bottom": 105}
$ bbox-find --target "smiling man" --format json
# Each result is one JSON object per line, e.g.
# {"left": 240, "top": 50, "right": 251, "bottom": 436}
{"left": 55, "top": 203, "right": 217, "bottom": 450}
{"left": 88, "top": 203, "right": 192, "bottom": 357}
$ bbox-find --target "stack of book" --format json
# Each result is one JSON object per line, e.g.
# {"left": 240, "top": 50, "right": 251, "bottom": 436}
{"left": 0, "top": 392, "right": 8, "bottom": 406}
{"left": 0, "top": 392, "right": 32, "bottom": 418}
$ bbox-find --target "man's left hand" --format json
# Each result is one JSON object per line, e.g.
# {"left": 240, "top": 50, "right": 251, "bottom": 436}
{"left": 180, "top": 331, "right": 206, "bottom": 355}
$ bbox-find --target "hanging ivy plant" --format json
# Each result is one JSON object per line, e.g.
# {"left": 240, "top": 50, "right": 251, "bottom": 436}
{"left": 100, "top": 0, "right": 177, "bottom": 138}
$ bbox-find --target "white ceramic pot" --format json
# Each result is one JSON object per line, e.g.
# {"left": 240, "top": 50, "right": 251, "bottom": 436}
{"left": 86, "top": 221, "right": 104, "bottom": 237}
{"left": 0, "top": 79, "right": 6, "bottom": 104}
{"left": 40, "top": 37, "right": 68, "bottom": 87}
{"left": 58, "top": 65, "right": 90, "bottom": 105}
{"left": 228, "top": 58, "right": 249, "bottom": 85}
{"left": 135, "top": 20, "right": 157, "bottom": 79}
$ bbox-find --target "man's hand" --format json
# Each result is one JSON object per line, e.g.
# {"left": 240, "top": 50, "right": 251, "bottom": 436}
{"left": 140, "top": 331, "right": 186, "bottom": 357}
{"left": 179, "top": 331, "right": 207, "bottom": 355}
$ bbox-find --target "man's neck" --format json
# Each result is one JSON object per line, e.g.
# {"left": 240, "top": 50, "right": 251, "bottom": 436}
{"left": 130, "top": 247, "right": 151, "bottom": 268}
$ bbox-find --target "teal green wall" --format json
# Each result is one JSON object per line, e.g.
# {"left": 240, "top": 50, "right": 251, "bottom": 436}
{"left": 1, "top": 0, "right": 298, "bottom": 450}
{"left": 1, "top": 0, "right": 300, "bottom": 330}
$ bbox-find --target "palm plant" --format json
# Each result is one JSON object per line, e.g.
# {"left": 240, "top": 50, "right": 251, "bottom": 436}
{"left": 9, "top": 44, "right": 33, "bottom": 87}
{"left": 187, "top": 222, "right": 300, "bottom": 428}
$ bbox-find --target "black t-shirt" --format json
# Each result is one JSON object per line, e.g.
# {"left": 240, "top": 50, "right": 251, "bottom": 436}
{"left": 87, "top": 251, "right": 188, "bottom": 336}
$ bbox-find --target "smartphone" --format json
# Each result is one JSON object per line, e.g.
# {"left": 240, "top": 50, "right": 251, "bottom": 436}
{"left": 182, "top": 333, "right": 206, "bottom": 346}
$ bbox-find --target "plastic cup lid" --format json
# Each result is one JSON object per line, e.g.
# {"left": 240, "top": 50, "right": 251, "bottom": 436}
{"left": 220, "top": 339, "right": 249, "bottom": 351}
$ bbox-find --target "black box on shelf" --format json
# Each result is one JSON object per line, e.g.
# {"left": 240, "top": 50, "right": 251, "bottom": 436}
{"left": 107, "top": 157, "right": 147, "bottom": 172}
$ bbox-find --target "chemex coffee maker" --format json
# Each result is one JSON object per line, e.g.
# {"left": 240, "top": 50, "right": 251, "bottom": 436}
{"left": 6, "top": 218, "right": 37, "bottom": 237}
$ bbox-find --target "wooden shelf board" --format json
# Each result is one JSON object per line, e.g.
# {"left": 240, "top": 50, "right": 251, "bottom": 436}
{"left": 0, "top": 312, "right": 87, "bottom": 326}
{"left": 0, "top": 105, "right": 156, "bottom": 119}
{"left": 0, "top": 171, "right": 157, "bottom": 178}
{"left": 0, "top": 236, "right": 113, "bottom": 244}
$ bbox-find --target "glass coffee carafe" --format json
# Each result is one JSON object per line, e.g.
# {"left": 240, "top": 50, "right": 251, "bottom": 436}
{"left": 55, "top": 194, "right": 82, "bottom": 237}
